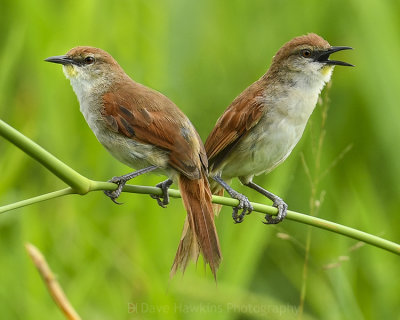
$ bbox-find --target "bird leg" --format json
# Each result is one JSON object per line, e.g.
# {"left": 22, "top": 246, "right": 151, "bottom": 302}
{"left": 243, "top": 181, "right": 287, "bottom": 224}
{"left": 150, "top": 178, "right": 173, "bottom": 208}
{"left": 213, "top": 175, "right": 253, "bottom": 223}
{"left": 104, "top": 165, "right": 158, "bottom": 204}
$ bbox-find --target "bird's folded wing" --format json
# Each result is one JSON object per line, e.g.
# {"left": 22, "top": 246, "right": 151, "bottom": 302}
{"left": 101, "top": 82, "right": 206, "bottom": 179}
{"left": 205, "top": 84, "right": 264, "bottom": 170}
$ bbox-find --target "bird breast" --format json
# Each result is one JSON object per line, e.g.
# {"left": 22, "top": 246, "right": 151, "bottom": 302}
{"left": 220, "top": 81, "right": 322, "bottom": 180}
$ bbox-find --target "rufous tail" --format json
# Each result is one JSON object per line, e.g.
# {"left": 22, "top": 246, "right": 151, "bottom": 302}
{"left": 171, "top": 171, "right": 222, "bottom": 279}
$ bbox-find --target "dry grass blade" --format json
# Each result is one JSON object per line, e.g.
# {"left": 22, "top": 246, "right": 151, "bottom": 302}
{"left": 25, "top": 243, "right": 82, "bottom": 320}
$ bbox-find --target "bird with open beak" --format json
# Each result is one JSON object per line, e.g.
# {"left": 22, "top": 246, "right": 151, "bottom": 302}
{"left": 205, "top": 33, "right": 353, "bottom": 224}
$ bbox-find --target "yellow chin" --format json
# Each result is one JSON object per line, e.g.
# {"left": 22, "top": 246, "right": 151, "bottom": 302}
{"left": 63, "top": 65, "right": 78, "bottom": 78}
{"left": 320, "top": 65, "right": 334, "bottom": 76}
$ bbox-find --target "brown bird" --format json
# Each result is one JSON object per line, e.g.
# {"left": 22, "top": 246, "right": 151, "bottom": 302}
{"left": 45, "top": 47, "right": 221, "bottom": 278}
{"left": 205, "top": 33, "right": 353, "bottom": 224}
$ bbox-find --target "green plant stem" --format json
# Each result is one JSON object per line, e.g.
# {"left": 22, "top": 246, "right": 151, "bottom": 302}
{"left": 1, "top": 119, "right": 400, "bottom": 257}
{"left": 0, "top": 188, "right": 76, "bottom": 213}
{"left": 0, "top": 119, "right": 91, "bottom": 194}
{"left": 1, "top": 182, "right": 399, "bottom": 256}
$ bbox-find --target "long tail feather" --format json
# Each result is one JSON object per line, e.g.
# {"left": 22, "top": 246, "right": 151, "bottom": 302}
{"left": 171, "top": 171, "right": 222, "bottom": 279}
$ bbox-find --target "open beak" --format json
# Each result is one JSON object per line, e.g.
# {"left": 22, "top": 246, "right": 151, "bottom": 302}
{"left": 316, "top": 46, "right": 354, "bottom": 67}
{"left": 44, "top": 55, "right": 77, "bottom": 65}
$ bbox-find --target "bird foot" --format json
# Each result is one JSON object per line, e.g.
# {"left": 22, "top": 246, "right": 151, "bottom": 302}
{"left": 263, "top": 198, "right": 288, "bottom": 224}
{"left": 150, "top": 179, "right": 173, "bottom": 208}
{"left": 104, "top": 176, "right": 127, "bottom": 205}
{"left": 231, "top": 192, "right": 253, "bottom": 224}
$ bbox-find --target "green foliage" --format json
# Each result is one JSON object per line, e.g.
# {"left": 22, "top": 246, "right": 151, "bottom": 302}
{"left": 1, "top": 0, "right": 399, "bottom": 319}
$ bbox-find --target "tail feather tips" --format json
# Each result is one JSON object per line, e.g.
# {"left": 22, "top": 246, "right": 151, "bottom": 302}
{"left": 171, "top": 173, "right": 222, "bottom": 279}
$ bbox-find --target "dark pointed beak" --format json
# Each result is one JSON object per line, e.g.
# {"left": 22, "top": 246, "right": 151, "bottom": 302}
{"left": 316, "top": 46, "right": 354, "bottom": 67}
{"left": 44, "top": 55, "right": 77, "bottom": 65}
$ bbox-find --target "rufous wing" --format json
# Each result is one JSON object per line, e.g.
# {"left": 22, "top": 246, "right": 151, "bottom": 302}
{"left": 101, "top": 81, "right": 205, "bottom": 179}
{"left": 205, "top": 81, "right": 265, "bottom": 171}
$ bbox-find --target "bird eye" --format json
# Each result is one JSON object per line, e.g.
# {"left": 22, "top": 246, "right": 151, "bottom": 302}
{"left": 301, "top": 49, "right": 312, "bottom": 58}
{"left": 84, "top": 56, "right": 95, "bottom": 65}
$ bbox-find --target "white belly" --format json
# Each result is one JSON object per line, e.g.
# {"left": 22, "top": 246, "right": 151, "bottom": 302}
{"left": 220, "top": 116, "right": 306, "bottom": 181}
{"left": 79, "top": 94, "right": 170, "bottom": 171}
{"left": 218, "top": 84, "right": 322, "bottom": 182}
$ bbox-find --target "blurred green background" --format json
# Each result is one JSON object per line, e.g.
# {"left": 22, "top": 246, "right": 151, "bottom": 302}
{"left": 1, "top": 0, "right": 400, "bottom": 319}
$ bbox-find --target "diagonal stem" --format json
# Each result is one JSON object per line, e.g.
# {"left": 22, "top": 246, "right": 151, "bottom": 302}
{"left": 0, "top": 119, "right": 91, "bottom": 194}
{"left": 0, "top": 188, "right": 76, "bottom": 213}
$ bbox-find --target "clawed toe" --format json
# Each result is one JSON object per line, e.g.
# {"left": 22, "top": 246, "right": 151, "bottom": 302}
{"left": 232, "top": 207, "right": 244, "bottom": 223}
{"left": 150, "top": 194, "right": 168, "bottom": 208}
{"left": 263, "top": 199, "right": 288, "bottom": 224}
{"left": 104, "top": 190, "right": 124, "bottom": 205}
{"left": 232, "top": 194, "right": 253, "bottom": 224}
{"left": 104, "top": 177, "right": 126, "bottom": 204}
{"left": 103, "top": 167, "right": 160, "bottom": 205}
{"left": 150, "top": 179, "right": 173, "bottom": 208}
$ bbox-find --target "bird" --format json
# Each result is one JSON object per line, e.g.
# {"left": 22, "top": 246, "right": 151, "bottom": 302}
{"left": 205, "top": 33, "right": 353, "bottom": 224}
{"left": 45, "top": 46, "right": 221, "bottom": 278}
